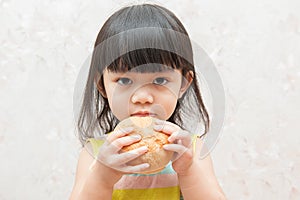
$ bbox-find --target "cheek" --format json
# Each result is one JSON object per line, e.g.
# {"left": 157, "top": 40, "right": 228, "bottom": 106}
{"left": 156, "top": 91, "right": 178, "bottom": 120}
{"left": 159, "top": 78, "right": 183, "bottom": 101}
{"left": 165, "top": 97, "right": 178, "bottom": 115}
{"left": 107, "top": 87, "right": 131, "bottom": 120}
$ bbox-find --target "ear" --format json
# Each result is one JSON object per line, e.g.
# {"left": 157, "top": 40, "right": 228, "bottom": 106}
{"left": 179, "top": 71, "right": 194, "bottom": 98}
{"left": 94, "top": 73, "right": 107, "bottom": 98}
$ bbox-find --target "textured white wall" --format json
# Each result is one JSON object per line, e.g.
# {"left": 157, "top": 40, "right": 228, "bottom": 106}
{"left": 0, "top": 0, "right": 299, "bottom": 199}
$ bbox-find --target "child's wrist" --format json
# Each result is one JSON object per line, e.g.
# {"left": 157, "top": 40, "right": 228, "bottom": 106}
{"left": 177, "top": 161, "right": 201, "bottom": 192}
{"left": 88, "top": 159, "right": 122, "bottom": 187}
{"left": 177, "top": 159, "right": 199, "bottom": 177}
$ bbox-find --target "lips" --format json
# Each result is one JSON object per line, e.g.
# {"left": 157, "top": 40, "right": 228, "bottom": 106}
{"left": 131, "top": 111, "right": 156, "bottom": 117}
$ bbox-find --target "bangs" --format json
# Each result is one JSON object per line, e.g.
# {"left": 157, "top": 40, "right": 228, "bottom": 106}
{"left": 91, "top": 27, "right": 194, "bottom": 74}
{"left": 107, "top": 48, "right": 186, "bottom": 73}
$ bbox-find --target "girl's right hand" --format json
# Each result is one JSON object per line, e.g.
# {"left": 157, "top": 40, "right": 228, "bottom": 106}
{"left": 70, "top": 129, "right": 149, "bottom": 199}
{"left": 89, "top": 127, "right": 150, "bottom": 174}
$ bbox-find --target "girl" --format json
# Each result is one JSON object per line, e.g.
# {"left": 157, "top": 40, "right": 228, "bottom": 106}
{"left": 70, "top": 3, "right": 226, "bottom": 200}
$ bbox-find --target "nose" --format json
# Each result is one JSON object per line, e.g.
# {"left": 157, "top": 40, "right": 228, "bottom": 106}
{"left": 131, "top": 86, "right": 154, "bottom": 104}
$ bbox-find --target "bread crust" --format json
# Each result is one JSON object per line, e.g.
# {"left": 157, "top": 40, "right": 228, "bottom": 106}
{"left": 115, "top": 116, "right": 173, "bottom": 174}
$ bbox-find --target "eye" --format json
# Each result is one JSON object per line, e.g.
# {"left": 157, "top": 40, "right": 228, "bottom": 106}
{"left": 153, "top": 77, "right": 168, "bottom": 85}
{"left": 117, "top": 77, "right": 132, "bottom": 85}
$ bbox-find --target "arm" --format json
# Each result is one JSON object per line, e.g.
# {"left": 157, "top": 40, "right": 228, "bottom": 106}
{"left": 69, "top": 148, "right": 122, "bottom": 200}
{"left": 178, "top": 138, "right": 227, "bottom": 200}
{"left": 69, "top": 128, "right": 150, "bottom": 200}
{"left": 153, "top": 119, "right": 227, "bottom": 199}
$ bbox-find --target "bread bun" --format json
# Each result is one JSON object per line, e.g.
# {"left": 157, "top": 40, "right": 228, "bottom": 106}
{"left": 115, "top": 116, "right": 173, "bottom": 174}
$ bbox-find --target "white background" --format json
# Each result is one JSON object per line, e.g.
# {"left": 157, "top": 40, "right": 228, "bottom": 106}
{"left": 0, "top": 0, "right": 299, "bottom": 199}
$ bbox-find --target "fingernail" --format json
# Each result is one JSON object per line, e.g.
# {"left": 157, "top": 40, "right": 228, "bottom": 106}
{"left": 154, "top": 119, "right": 164, "bottom": 124}
{"left": 153, "top": 125, "right": 163, "bottom": 131}
{"left": 138, "top": 146, "right": 148, "bottom": 152}
{"left": 142, "top": 163, "right": 150, "bottom": 168}
{"left": 163, "top": 144, "right": 170, "bottom": 150}
{"left": 168, "top": 136, "right": 173, "bottom": 142}
{"left": 141, "top": 146, "right": 148, "bottom": 150}
{"left": 122, "top": 127, "right": 134, "bottom": 132}
{"left": 131, "top": 134, "right": 141, "bottom": 140}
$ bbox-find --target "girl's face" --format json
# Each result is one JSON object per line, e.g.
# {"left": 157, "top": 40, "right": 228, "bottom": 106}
{"left": 99, "top": 67, "right": 192, "bottom": 121}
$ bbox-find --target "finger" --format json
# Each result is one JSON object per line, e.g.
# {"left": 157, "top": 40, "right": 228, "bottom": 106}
{"left": 163, "top": 144, "right": 192, "bottom": 161}
{"left": 120, "top": 163, "right": 150, "bottom": 174}
{"left": 109, "top": 134, "right": 142, "bottom": 152}
{"left": 163, "top": 143, "right": 187, "bottom": 154}
{"left": 168, "top": 131, "right": 193, "bottom": 147}
{"left": 153, "top": 123, "right": 179, "bottom": 135}
{"left": 115, "top": 146, "right": 148, "bottom": 165}
{"left": 154, "top": 119, "right": 180, "bottom": 127}
{"left": 107, "top": 127, "right": 134, "bottom": 142}
{"left": 154, "top": 119, "right": 181, "bottom": 128}
{"left": 154, "top": 118, "right": 170, "bottom": 125}
{"left": 98, "top": 145, "right": 148, "bottom": 168}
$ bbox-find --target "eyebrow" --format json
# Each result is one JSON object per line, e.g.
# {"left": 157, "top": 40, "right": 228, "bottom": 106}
{"left": 106, "top": 69, "right": 179, "bottom": 80}
{"left": 112, "top": 70, "right": 177, "bottom": 76}
{"left": 107, "top": 63, "right": 177, "bottom": 73}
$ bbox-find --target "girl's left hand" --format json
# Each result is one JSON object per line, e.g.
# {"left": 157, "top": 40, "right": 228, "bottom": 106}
{"left": 153, "top": 119, "right": 194, "bottom": 175}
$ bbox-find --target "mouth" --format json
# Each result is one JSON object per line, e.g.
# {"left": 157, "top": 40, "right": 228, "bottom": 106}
{"left": 131, "top": 112, "right": 156, "bottom": 117}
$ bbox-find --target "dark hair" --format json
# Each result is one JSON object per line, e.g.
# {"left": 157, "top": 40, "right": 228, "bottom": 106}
{"left": 76, "top": 4, "right": 209, "bottom": 145}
